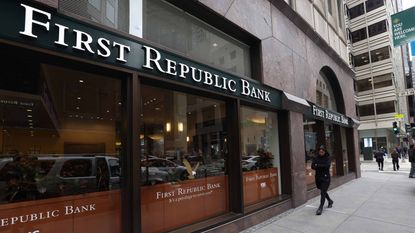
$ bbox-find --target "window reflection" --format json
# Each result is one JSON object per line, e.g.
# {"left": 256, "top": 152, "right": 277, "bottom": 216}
{"left": 140, "top": 85, "right": 228, "bottom": 233}
{"left": 240, "top": 106, "right": 281, "bottom": 206}
{"left": 0, "top": 60, "right": 123, "bottom": 232}
{"left": 140, "top": 86, "right": 227, "bottom": 184}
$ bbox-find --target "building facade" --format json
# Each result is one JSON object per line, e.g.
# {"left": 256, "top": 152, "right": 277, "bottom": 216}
{"left": 0, "top": 0, "right": 359, "bottom": 232}
{"left": 347, "top": 0, "right": 412, "bottom": 154}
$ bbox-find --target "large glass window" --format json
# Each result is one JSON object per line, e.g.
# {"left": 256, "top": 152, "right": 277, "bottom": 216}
{"left": 349, "top": 3, "right": 364, "bottom": 19}
{"left": 356, "top": 73, "right": 393, "bottom": 92}
{"left": 358, "top": 104, "right": 375, "bottom": 117}
{"left": 351, "top": 28, "right": 367, "bottom": 43}
{"left": 366, "top": 0, "right": 384, "bottom": 13}
{"left": 59, "top": 0, "right": 129, "bottom": 32}
{"left": 140, "top": 85, "right": 228, "bottom": 233}
{"left": 353, "top": 52, "right": 370, "bottom": 67}
{"left": 368, "top": 20, "right": 387, "bottom": 37}
{"left": 370, "top": 46, "right": 390, "bottom": 63}
{"left": 143, "top": 0, "right": 251, "bottom": 77}
{"left": 304, "top": 118, "right": 317, "bottom": 188}
{"left": 376, "top": 101, "right": 395, "bottom": 114}
{"left": 0, "top": 59, "right": 123, "bottom": 232}
{"left": 240, "top": 106, "right": 280, "bottom": 206}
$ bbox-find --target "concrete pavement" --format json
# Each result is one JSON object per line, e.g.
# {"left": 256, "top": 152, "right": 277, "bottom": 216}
{"left": 241, "top": 160, "right": 415, "bottom": 233}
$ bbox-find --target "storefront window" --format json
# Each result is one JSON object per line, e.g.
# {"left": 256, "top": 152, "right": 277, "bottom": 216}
{"left": 325, "top": 124, "right": 336, "bottom": 177}
{"left": 143, "top": 0, "right": 251, "bottom": 78}
{"left": 140, "top": 85, "right": 228, "bottom": 233}
{"left": 240, "top": 106, "right": 280, "bottom": 206}
{"left": 0, "top": 60, "right": 123, "bottom": 232}
{"left": 304, "top": 118, "right": 317, "bottom": 188}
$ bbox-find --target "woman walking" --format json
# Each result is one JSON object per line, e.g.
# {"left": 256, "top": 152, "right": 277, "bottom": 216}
{"left": 312, "top": 146, "right": 333, "bottom": 215}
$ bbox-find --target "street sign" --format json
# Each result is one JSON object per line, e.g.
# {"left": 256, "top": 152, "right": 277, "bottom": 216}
{"left": 397, "top": 88, "right": 415, "bottom": 96}
{"left": 394, "top": 114, "right": 405, "bottom": 119}
{"left": 392, "top": 6, "right": 415, "bottom": 47}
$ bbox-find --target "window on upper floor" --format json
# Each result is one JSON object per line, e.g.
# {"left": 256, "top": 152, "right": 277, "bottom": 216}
{"left": 355, "top": 73, "right": 393, "bottom": 92}
{"left": 366, "top": 0, "right": 384, "bottom": 13}
{"left": 358, "top": 104, "right": 375, "bottom": 117}
{"left": 349, "top": 3, "right": 364, "bottom": 19}
{"left": 368, "top": 20, "right": 387, "bottom": 37}
{"left": 376, "top": 101, "right": 395, "bottom": 114}
{"left": 357, "top": 101, "right": 395, "bottom": 117}
{"left": 353, "top": 52, "right": 370, "bottom": 67}
{"left": 143, "top": 0, "right": 252, "bottom": 78}
{"left": 370, "top": 46, "right": 390, "bottom": 63}
{"left": 351, "top": 28, "right": 367, "bottom": 43}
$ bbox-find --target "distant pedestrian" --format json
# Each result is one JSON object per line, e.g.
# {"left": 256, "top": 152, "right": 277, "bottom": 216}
{"left": 409, "top": 145, "right": 415, "bottom": 178}
{"left": 391, "top": 149, "right": 401, "bottom": 171}
{"left": 312, "top": 146, "right": 333, "bottom": 215}
{"left": 373, "top": 150, "right": 385, "bottom": 171}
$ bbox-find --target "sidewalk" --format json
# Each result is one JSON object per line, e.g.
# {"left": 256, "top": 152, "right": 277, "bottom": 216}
{"left": 241, "top": 161, "right": 415, "bottom": 233}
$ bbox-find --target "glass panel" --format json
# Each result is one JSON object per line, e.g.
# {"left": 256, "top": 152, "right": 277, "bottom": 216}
{"left": 376, "top": 101, "right": 395, "bottom": 114}
{"left": 0, "top": 60, "right": 123, "bottom": 232}
{"left": 371, "top": 46, "right": 390, "bottom": 63}
{"left": 373, "top": 74, "right": 393, "bottom": 89}
{"left": 140, "top": 85, "right": 228, "bottom": 233}
{"left": 356, "top": 79, "right": 373, "bottom": 92}
{"left": 349, "top": 3, "right": 364, "bottom": 19}
{"left": 351, "top": 28, "right": 367, "bottom": 43}
{"left": 59, "top": 0, "right": 130, "bottom": 32}
{"left": 325, "top": 124, "right": 336, "bottom": 177}
{"left": 368, "top": 20, "right": 387, "bottom": 37}
{"left": 143, "top": 0, "right": 251, "bottom": 78}
{"left": 240, "top": 106, "right": 280, "bottom": 206}
{"left": 353, "top": 52, "right": 370, "bottom": 67}
{"left": 358, "top": 104, "right": 375, "bottom": 117}
{"left": 366, "top": 0, "right": 384, "bottom": 12}
{"left": 304, "top": 118, "right": 317, "bottom": 188}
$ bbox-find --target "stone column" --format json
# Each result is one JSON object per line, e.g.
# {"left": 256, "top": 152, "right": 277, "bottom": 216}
{"left": 280, "top": 110, "right": 307, "bottom": 207}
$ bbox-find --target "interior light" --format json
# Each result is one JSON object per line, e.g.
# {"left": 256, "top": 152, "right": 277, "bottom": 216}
{"left": 26, "top": 109, "right": 32, "bottom": 112}
{"left": 186, "top": 136, "right": 190, "bottom": 142}
{"left": 27, "top": 115, "right": 32, "bottom": 118}
{"left": 155, "top": 107, "right": 160, "bottom": 111}
{"left": 79, "top": 80, "right": 84, "bottom": 83}
{"left": 166, "top": 122, "right": 171, "bottom": 132}
{"left": 212, "top": 43, "right": 218, "bottom": 47}
{"left": 77, "top": 97, "right": 81, "bottom": 100}
{"left": 115, "top": 142, "right": 122, "bottom": 146}
{"left": 106, "top": 110, "right": 110, "bottom": 113}
{"left": 76, "top": 107, "right": 80, "bottom": 110}
{"left": 178, "top": 122, "right": 184, "bottom": 132}
{"left": 28, "top": 119, "right": 33, "bottom": 122}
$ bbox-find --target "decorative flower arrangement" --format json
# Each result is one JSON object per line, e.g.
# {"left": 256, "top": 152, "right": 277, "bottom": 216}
{"left": 256, "top": 148, "right": 273, "bottom": 169}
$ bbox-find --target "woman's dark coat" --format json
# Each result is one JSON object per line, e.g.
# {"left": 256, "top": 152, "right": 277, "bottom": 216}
{"left": 311, "top": 153, "right": 331, "bottom": 190}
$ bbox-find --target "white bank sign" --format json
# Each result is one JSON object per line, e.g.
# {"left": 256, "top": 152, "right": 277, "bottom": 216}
{"left": 9, "top": 2, "right": 277, "bottom": 105}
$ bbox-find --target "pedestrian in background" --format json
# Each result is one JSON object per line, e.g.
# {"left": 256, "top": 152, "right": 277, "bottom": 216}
{"left": 391, "top": 149, "right": 401, "bottom": 171}
{"left": 409, "top": 145, "right": 415, "bottom": 178}
{"left": 373, "top": 150, "right": 385, "bottom": 171}
{"left": 312, "top": 146, "right": 333, "bottom": 215}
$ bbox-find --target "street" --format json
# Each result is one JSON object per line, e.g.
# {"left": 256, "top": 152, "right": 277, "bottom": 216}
{"left": 242, "top": 159, "right": 415, "bottom": 233}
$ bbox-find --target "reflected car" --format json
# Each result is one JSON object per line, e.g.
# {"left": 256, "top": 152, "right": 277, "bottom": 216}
{"left": 141, "top": 159, "right": 187, "bottom": 184}
{"left": 242, "top": 156, "right": 261, "bottom": 171}
{"left": 35, "top": 155, "right": 121, "bottom": 198}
